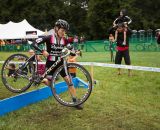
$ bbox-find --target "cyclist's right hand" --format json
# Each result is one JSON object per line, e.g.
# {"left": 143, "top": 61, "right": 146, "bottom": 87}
{"left": 42, "top": 50, "right": 49, "bottom": 57}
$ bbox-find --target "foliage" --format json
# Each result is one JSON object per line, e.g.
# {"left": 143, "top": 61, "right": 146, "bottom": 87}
{"left": 0, "top": 0, "right": 160, "bottom": 39}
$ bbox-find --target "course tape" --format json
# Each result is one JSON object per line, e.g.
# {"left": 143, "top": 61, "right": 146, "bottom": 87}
{"left": 78, "top": 62, "right": 160, "bottom": 72}
{"left": 0, "top": 61, "right": 160, "bottom": 72}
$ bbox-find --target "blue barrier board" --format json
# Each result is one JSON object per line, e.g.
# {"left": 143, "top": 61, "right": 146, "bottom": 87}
{"left": 0, "top": 77, "right": 83, "bottom": 116}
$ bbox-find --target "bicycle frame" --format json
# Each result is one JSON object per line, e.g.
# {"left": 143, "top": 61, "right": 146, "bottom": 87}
{"left": 20, "top": 52, "right": 69, "bottom": 83}
{"left": 41, "top": 57, "right": 63, "bottom": 78}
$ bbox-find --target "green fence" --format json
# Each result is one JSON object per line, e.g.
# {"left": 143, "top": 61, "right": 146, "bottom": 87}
{"left": 0, "top": 44, "right": 45, "bottom": 52}
{"left": 0, "top": 38, "right": 159, "bottom": 52}
{"left": 84, "top": 37, "right": 159, "bottom": 52}
{"left": 0, "top": 44, "right": 30, "bottom": 52}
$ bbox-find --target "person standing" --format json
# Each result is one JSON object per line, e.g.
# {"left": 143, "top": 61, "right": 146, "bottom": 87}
{"left": 115, "top": 23, "right": 132, "bottom": 76}
{"left": 67, "top": 50, "right": 81, "bottom": 78}
{"left": 156, "top": 30, "right": 160, "bottom": 47}
{"left": 73, "top": 35, "right": 79, "bottom": 50}
{"left": 80, "top": 36, "right": 85, "bottom": 50}
{"left": 113, "top": 9, "right": 132, "bottom": 45}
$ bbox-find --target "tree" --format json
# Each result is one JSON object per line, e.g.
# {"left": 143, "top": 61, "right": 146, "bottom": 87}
{"left": 87, "top": 0, "right": 120, "bottom": 39}
{"left": 0, "top": 0, "right": 160, "bottom": 39}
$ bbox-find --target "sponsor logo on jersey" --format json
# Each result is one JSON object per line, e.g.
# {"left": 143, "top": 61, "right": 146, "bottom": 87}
{"left": 36, "top": 38, "right": 43, "bottom": 43}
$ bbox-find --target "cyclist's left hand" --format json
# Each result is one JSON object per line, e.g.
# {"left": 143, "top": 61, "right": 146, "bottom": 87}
{"left": 76, "top": 50, "right": 82, "bottom": 57}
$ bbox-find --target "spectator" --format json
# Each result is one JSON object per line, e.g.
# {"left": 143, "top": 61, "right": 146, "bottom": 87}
{"left": 68, "top": 53, "right": 77, "bottom": 78}
{"left": 80, "top": 36, "right": 85, "bottom": 50}
{"left": 7, "top": 63, "right": 16, "bottom": 77}
{"left": 73, "top": 35, "right": 79, "bottom": 50}
{"left": 28, "top": 49, "right": 42, "bottom": 61}
{"left": 109, "top": 34, "right": 115, "bottom": 42}
{"left": 115, "top": 23, "right": 132, "bottom": 76}
{"left": 28, "top": 49, "right": 45, "bottom": 75}
{"left": 156, "top": 31, "right": 160, "bottom": 47}
{"left": 0, "top": 40, "right": 5, "bottom": 51}
{"left": 67, "top": 50, "right": 81, "bottom": 78}
{"left": 68, "top": 36, "right": 74, "bottom": 44}
{"left": 108, "top": 34, "right": 115, "bottom": 62}
{"left": 113, "top": 9, "right": 132, "bottom": 45}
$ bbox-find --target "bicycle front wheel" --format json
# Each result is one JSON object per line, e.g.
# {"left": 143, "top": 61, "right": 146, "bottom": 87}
{"left": 148, "top": 45, "right": 157, "bottom": 51}
{"left": 50, "top": 63, "right": 92, "bottom": 107}
{"left": 1, "top": 54, "right": 34, "bottom": 93}
{"left": 135, "top": 44, "right": 144, "bottom": 51}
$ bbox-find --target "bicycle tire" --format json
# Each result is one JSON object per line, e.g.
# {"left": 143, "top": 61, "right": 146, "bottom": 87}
{"left": 50, "top": 63, "right": 92, "bottom": 107}
{"left": 148, "top": 45, "right": 157, "bottom": 51}
{"left": 135, "top": 44, "right": 144, "bottom": 51}
{"left": 104, "top": 45, "right": 110, "bottom": 51}
{"left": 1, "top": 54, "right": 34, "bottom": 93}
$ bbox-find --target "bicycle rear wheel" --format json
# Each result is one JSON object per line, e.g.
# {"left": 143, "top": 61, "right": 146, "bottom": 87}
{"left": 1, "top": 54, "right": 34, "bottom": 93}
{"left": 50, "top": 63, "right": 92, "bottom": 107}
{"left": 104, "top": 44, "right": 109, "bottom": 51}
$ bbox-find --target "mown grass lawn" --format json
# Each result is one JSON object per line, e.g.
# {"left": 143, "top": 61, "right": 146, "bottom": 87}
{"left": 0, "top": 51, "right": 160, "bottom": 130}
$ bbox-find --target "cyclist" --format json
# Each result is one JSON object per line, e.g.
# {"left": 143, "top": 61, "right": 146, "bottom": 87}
{"left": 113, "top": 9, "right": 132, "bottom": 45}
{"left": 31, "top": 19, "right": 83, "bottom": 109}
{"left": 115, "top": 23, "right": 132, "bottom": 76}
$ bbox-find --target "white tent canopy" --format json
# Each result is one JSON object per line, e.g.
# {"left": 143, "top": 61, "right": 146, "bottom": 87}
{"left": 45, "top": 29, "right": 54, "bottom": 35}
{"left": 0, "top": 19, "right": 44, "bottom": 39}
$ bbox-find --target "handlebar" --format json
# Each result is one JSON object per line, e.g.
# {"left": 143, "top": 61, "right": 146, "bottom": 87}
{"left": 61, "top": 48, "right": 71, "bottom": 58}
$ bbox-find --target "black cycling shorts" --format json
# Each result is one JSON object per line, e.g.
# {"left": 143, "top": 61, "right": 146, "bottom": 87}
{"left": 115, "top": 49, "right": 131, "bottom": 65}
{"left": 45, "top": 60, "right": 67, "bottom": 78}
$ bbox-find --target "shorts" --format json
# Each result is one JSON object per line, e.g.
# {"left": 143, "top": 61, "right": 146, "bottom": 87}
{"left": 115, "top": 49, "right": 131, "bottom": 65}
{"left": 45, "top": 60, "right": 67, "bottom": 79}
{"left": 38, "top": 64, "right": 45, "bottom": 75}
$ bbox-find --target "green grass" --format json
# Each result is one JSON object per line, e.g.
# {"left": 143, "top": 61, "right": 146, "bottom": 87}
{"left": 0, "top": 51, "right": 160, "bottom": 130}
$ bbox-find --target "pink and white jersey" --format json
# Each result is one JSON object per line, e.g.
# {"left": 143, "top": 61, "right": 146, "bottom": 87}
{"left": 35, "top": 30, "right": 67, "bottom": 61}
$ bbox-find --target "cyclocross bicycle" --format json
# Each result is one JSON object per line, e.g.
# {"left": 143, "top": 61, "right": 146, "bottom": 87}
{"left": 1, "top": 43, "right": 92, "bottom": 107}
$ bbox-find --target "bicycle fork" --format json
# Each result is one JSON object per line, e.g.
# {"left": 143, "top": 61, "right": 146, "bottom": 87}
{"left": 63, "top": 59, "right": 77, "bottom": 99}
